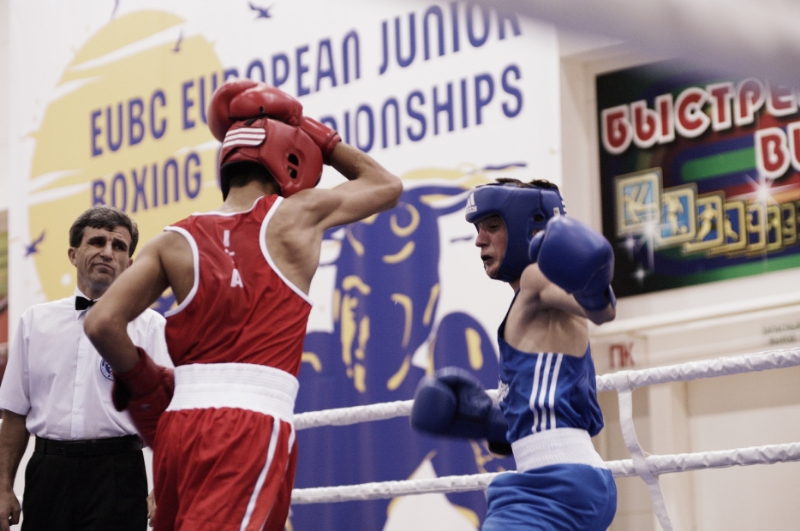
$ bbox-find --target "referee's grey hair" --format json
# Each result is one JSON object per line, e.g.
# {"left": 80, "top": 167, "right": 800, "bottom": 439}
{"left": 69, "top": 205, "right": 139, "bottom": 256}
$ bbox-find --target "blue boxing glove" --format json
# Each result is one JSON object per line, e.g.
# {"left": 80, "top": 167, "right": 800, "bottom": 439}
{"left": 529, "top": 216, "right": 616, "bottom": 312}
{"left": 410, "top": 367, "right": 511, "bottom": 455}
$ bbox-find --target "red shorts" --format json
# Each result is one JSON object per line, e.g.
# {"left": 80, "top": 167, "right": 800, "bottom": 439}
{"left": 152, "top": 363, "right": 299, "bottom": 531}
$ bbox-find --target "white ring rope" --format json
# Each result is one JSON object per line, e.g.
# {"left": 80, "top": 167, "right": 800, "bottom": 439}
{"left": 295, "top": 347, "right": 800, "bottom": 430}
{"left": 291, "top": 347, "right": 800, "bottom": 512}
{"left": 295, "top": 400, "right": 413, "bottom": 431}
{"left": 596, "top": 347, "right": 800, "bottom": 392}
{"left": 292, "top": 442, "right": 800, "bottom": 505}
{"left": 294, "top": 472, "right": 500, "bottom": 505}
{"left": 607, "top": 441, "right": 800, "bottom": 477}
{"left": 292, "top": 348, "right": 800, "bottom": 531}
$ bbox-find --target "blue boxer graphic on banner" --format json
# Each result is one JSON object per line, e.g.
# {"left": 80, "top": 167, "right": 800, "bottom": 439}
{"left": 294, "top": 183, "right": 515, "bottom": 531}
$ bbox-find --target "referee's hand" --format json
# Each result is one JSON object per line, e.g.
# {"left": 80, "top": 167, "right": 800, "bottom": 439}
{"left": 147, "top": 490, "right": 156, "bottom": 527}
{"left": 0, "top": 488, "right": 20, "bottom": 531}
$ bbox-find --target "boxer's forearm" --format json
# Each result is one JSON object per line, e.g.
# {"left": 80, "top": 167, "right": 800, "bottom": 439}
{"left": 85, "top": 311, "right": 140, "bottom": 372}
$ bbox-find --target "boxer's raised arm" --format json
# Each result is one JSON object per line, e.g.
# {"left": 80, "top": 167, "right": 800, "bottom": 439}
{"left": 284, "top": 141, "right": 402, "bottom": 232}
{"left": 529, "top": 216, "right": 616, "bottom": 325}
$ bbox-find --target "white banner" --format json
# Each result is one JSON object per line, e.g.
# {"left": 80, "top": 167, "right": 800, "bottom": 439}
{"left": 8, "top": 2, "right": 560, "bottom": 529}
{"left": 8, "top": 0, "right": 559, "bottom": 319}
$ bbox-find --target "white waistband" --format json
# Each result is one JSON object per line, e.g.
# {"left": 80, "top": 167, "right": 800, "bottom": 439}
{"left": 512, "top": 428, "right": 608, "bottom": 472}
{"left": 166, "top": 363, "right": 299, "bottom": 424}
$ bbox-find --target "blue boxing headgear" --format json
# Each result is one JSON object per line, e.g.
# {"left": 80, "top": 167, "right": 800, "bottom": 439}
{"left": 465, "top": 182, "right": 566, "bottom": 281}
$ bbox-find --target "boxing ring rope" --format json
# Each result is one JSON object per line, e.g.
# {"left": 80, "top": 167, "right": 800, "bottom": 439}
{"left": 292, "top": 442, "right": 800, "bottom": 504}
{"left": 292, "top": 347, "right": 800, "bottom": 529}
{"left": 294, "top": 346, "right": 800, "bottom": 430}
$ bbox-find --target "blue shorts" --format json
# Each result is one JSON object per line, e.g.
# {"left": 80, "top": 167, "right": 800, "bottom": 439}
{"left": 483, "top": 464, "right": 616, "bottom": 531}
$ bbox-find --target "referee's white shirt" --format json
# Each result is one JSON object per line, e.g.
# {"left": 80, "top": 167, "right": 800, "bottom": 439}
{"left": 0, "top": 289, "right": 173, "bottom": 441}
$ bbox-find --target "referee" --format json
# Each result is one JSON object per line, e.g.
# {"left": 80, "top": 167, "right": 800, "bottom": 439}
{"left": 0, "top": 206, "right": 171, "bottom": 531}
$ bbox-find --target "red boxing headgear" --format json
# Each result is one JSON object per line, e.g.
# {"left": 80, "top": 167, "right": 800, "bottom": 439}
{"left": 219, "top": 118, "right": 323, "bottom": 198}
{"left": 208, "top": 79, "right": 322, "bottom": 198}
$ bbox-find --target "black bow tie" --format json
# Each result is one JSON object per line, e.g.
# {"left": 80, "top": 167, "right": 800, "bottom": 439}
{"left": 75, "top": 296, "right": 97, "bottom": 311}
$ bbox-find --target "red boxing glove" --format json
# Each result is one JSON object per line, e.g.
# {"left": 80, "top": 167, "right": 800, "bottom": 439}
{"left": 300, "top": 116, "right": 342, "bottom": 164}
{"left": 111, "top": 347, "right": 174, "bottom": 449}
{"left": 208, "top": 79, "right": 303, "bottom": 141}
{"left": 207, "top": 79, "right": 258, "bottom": 141}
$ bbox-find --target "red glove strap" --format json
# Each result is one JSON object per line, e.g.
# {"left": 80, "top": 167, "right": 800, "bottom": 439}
{"left": 113, "top": 348, "right": 161, "bottom": 401}
{"left": 110, "top": 348, "right": 175, "bottom": 448}
{"left": 300, "top": 116, "right": 342, "bottom": 163}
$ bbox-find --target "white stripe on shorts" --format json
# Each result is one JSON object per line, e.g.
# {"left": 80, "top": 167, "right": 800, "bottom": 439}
{"left": 240, "top": 416, "right": 282, "bottom": 531}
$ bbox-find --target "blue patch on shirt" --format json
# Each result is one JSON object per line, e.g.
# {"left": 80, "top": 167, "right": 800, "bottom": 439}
{"left": 100, "top": 359, "right": 113, "bottom": 381}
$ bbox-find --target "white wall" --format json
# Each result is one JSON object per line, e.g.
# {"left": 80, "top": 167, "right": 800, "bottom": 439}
{"left": 0, "top": 0, "right": 7, "bottom": 213}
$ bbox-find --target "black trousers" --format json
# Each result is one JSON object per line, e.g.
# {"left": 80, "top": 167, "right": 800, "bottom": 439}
{"left": 21, "top": 437, "right": 148, "bottom": 531}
